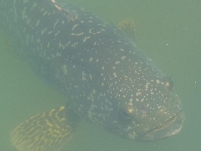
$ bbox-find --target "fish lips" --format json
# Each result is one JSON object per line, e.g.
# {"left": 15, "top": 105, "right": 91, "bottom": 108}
{"left": 129, "top": 110, "right": 185, "bottom": 141}
{"left": 110, "top": 109, "right": 185, "bottom": 141}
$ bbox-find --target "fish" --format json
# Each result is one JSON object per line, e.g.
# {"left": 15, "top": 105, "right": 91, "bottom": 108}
{"left": 0, "top": 0, "right": 185, "bottom": 151}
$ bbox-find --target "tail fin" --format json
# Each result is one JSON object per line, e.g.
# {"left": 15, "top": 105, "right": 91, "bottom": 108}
{"left": 11, "top": 106, "right": 78, "bottom": 151}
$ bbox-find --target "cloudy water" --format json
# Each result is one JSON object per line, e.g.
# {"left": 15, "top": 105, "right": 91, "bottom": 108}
{"left": 0, "top": 0, "right": 200, "bottom": 151}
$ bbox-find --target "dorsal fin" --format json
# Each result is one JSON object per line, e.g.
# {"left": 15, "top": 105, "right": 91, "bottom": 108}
{"left": 117, "top": 18, "right": 135, "bottom": 41}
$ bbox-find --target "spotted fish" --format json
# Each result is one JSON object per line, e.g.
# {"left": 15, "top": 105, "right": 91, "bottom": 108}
{"left": 0, "top": 0, "right": 185, "bottom": 151}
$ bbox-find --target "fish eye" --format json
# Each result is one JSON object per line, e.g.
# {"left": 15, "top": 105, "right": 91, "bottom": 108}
{"left": 164, "top": 77, "right": 174, "bottom": 91}
{"left": 119, "top": 109, "right": 132, "bottom": 120}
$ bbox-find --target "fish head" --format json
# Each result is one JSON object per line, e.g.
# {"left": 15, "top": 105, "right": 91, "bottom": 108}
{"left": 106, "top": 50, "right": 185, "bottom": 141}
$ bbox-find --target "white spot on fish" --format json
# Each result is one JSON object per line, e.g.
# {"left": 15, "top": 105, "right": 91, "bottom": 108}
{"left": 55, "top": 31, "right": 60, "bottom": 37}
{"left": 53, "top": 19, "right": 59, "bottom": 29}
{"left": 56, "top": 52, "right": 61, "bottom": 57}
{"left": 48, "top": 30, "right": 53, "bottom": 34}
{"left": 82, "top": 71, "right": 86, "bottom": 81}
{"left": 92, "top": 89, "right": 96, "bottom": 94}
{"left": 61, "top": 65, "right": 68, "bottom": 75}
{"left": 35, "top": 20, "right": 40, "bottom": 26}
{"left": 26, "top": 18, "right": 31, "bottom": 25}
{"left": 41, "top": 28, "right": 47, "bottom": 35}
{"left": 83, "top": 36, "right": 90, "bottom": 42}
{"left": 33, "top": 3, "right": 38, "bottom": 8}
{"left": 128, "top": 131, "right": 137, "bottom": 139}
{"left": 47, "top": 42, "right": 50, "bottom": 48}
{"left": 71, "top": 42, "right": 78, "bottom": 47}
{"left": 43, "top": 11, "right": 48, "bottom": 16}
{"left": 156, "top": 80, "right": 160, "bottom": 84}
{"left": 36, "top": 38, "right": 41, "bottom": 43}
{"left": 72, "top": 24, "right": 79, "bottom": 30}
{"left": 89, "top": 74, "right": 93, "bottom": 80}
{"left": 115, "top": 61, "right": 120, "bottom": 64}
{"left": 59, "top": 42, "right": 65, "bottom": 50}
{"left": 121, "top": 56, "right": 126, "bottom": 60}
{"left": 71, "top": 32, "right": 84, "bottom": 36}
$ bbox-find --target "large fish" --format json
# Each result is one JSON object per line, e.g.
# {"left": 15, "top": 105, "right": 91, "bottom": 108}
{"left": 0, "top": 0, "right": 185, "bottom": 151}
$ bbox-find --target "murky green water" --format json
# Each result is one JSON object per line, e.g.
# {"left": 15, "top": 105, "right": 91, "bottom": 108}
{"left": 0, "top": 0, "right": 201, "bottom": 151}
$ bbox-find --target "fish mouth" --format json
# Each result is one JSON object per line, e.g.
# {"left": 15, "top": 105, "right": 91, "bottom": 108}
{"left": 138, "top": 110, "right": 185, "bottom": 141}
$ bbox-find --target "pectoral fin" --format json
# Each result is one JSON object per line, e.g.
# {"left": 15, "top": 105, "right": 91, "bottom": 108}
{"left": 11, "top": 106, "right": 79, "bottom": 151}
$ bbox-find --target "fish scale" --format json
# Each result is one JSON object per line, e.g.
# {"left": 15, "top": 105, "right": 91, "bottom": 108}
{"left": 0, "top": 0, "right": 184, "bottom": 151}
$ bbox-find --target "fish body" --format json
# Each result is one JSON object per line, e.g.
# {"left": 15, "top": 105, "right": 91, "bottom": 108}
{"left": 1, "top": 0, "right": 184, "bottom": 150}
